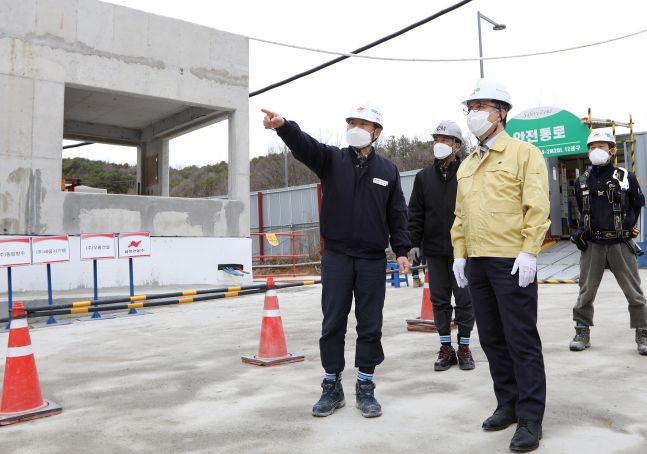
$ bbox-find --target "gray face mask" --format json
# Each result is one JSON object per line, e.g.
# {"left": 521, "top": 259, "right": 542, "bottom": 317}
{"left": 346, "top": 127, "right": 373, "bottom": 148}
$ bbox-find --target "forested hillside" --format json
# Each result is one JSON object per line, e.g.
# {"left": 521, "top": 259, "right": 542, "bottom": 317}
{"left": 62, "top": 134, "right": 474, "bottom": 196}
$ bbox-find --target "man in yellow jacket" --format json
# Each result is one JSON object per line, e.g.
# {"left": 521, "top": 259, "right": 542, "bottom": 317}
{"left": 451, "top": 79, "right": 550, "bottom": 453}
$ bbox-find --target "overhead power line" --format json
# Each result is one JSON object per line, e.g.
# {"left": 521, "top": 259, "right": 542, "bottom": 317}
{"left": 63, "top": 141, "right": 94, "bottom": 149}
{"left": 247, "top": 28, "right": 647, "bottom": 63}
{"left": 248, "top": 0, "right": 473, "bottom": 97}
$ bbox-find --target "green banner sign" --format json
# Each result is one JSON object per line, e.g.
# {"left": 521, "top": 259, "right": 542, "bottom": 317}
{"left": 506, "top": 107, "right": 590, "bottom": 157}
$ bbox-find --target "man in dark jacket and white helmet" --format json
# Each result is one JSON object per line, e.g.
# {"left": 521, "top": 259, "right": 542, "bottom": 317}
{"left": 262, "top": 102, "right": 411, "bottom": 420}
{"left": 408, "top": 120, "right": 475, "bottom": 372}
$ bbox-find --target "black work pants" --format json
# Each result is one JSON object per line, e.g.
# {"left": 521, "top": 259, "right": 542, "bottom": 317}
{"left": 320, "top": 250, "right": 387, "bottom": 373}
{"left": 467, "top": 257, "right": 546, "bottom": 424}
{"left": 427, "top": 254, "right": 474, "bottom": 339}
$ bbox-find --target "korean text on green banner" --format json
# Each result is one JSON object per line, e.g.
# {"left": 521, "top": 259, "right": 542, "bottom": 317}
{"left": 506, "top": 107, "right": 590, "bottom": 157}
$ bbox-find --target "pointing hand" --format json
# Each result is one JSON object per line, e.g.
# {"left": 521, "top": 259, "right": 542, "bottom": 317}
{"left": 261, "top": 109, "right": 285, "bottom": 129}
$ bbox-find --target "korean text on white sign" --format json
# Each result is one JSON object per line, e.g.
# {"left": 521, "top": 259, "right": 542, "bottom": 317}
{"left": 0, "top": 236, "right": 32, "bottom": 267}
{"left": 32, "top": 236, "right": 70, "bottom": 265}
{"left": 80, "top": 233, "right": 117, "bottom": 261}
{"left": 118, "top": 232, "right": 151, "bottom": 258}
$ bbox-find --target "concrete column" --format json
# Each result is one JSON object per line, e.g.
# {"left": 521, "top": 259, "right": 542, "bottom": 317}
{"left": 136, "top": 143, "right": 145, "bottom": 195}
{"left": 228, "top": 108, "right": 250, "bottom": 236}
{"left": 0, "top": 73, "right": 65, "bottom": 235}
{"left": 142, "top": 138, "right": 169, "bottom": 196}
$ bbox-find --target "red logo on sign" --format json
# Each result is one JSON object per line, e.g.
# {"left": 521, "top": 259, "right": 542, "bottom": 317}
{"left": 127, "top": 241, "right": 142, "bottom": 248}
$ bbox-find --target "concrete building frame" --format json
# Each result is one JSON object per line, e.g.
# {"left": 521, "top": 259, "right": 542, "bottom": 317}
{"left": 0, "top": 0, "right": 250, "bottom": 239}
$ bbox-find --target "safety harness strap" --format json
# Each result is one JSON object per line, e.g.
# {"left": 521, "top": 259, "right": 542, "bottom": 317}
{"left": 579, "top": 167, "right": 629, "bottom": 234}
{"left": 589, "top": 230, "right": 632, "bottom": 240}
{"left": 580, "top": 171, "right": 591, "bottom": 231}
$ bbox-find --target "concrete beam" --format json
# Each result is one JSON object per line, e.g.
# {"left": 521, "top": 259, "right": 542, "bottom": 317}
{"left": 140, "top": 106, "right": 220, "bottom": 141}
{"left": 63, "top": 120, "right": 141, "bottom": 145}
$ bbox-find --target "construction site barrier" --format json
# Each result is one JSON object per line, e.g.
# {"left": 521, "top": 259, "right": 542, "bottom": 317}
{"left": 385, "top": 264, "right": 426, "bottom": 275}
{"left": 388, "top": 265, "right": 578, "bottom": 285}
{"left": 251, "top": 232, "right": 308, "bottom": 277}
{"left": 0, "top": 280, "right": 321, "bottom": 323}
{"left": 537, "top": 279, "right": 578, "bottom": 284}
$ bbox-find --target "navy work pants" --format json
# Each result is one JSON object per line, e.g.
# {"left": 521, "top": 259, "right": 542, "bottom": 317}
{"left": 320, "top": 250, "right": 387, "bottom": 373}
{"left": 467, "top": 257, "right": 546, "bottom": 424}
{"left": 427, "top": 255, "right": 473, "bottom": 339}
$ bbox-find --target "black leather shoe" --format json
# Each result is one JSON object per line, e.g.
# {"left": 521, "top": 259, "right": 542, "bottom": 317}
{"left": 509, "top": 418, "right": 542, "bottom": 452}
{"left": 482, "top": 406, "right": 517, "bottom": 431}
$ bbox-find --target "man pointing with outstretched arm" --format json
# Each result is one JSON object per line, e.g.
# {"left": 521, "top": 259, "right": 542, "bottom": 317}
{"left": 262, "top": 103, "right": 411, "bottom": 419}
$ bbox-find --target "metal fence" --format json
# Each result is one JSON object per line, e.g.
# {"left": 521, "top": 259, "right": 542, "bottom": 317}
{"left": 212, "top": 169, "right": 422, "bottom": 261}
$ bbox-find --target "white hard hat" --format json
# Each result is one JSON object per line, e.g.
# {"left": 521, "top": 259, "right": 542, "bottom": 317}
{"left": 462, "top": 78, "right": 513, "bottom": 110}
{"left": 346, "top": 101, "right": 384, "bottom": 129}
{"left": 586, "top": 130, "right": 616, "bottom": 148}
{"left": 432, "top": 120, "right": 462, "bottom": 143}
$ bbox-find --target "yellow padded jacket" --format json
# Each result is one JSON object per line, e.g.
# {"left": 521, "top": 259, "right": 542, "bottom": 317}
{"left": 451, "top": 131, "right": 551, "bottom": 259}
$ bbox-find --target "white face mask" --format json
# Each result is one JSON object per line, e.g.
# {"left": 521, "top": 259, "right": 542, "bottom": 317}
{"left": 589, "top": 148, "right": 611, "bottom": 166}
{"left": 434, "top": 143, "right": 453, "bottom": 160}
{"left": 346, "top": 127, "right": 373, "bottom": 149}
{"left": 466, "top": 110, "right": 495, "bottom": 137}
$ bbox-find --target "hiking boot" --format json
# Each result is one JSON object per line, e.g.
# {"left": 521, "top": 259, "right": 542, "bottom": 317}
{"left": 636, "top": 328, "right": 647, "bottom": 355}
{"left": 509, "top": 418, "right": 542, "bottom": 452}
{"left": 355, "top": 380, "right": 382, "bottom": 418}
{"left": 569, "top": 326, "right": 591, "bottom": 351}
{"left": 457, "top": 345, "right": 475, "bottom": 370}
{"left": 312, "top": 379, "right": 345, "bottom": 417}
{"left": 434, "top": 345, "right": 458, "bottom": 371}
{"left": 412, "top": 277, "right": 423, "bottom": 288}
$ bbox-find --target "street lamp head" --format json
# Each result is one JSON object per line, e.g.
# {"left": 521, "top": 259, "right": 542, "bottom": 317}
{"left": 493, "top": 24, "right": 506, "bottom": 31}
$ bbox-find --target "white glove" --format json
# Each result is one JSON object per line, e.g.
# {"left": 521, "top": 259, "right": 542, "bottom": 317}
{"left": 410, "top": 247, "right": 420, "bottom": 262}
{"left": 452, "top": 258, "right": 468, "bottom": 288}
{"left": 511, "top": 252, "right": 537, "bottom": 287}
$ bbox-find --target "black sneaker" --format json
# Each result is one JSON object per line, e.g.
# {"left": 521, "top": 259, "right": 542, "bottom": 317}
{"left": 355, "top": 380, "right": 382, "bottom": 418}
{"left": 312, "top": 379, "right": 345, "bottom": 417}
{"left": 434, "top": 345, "right": 458, "bottom": 371}
{"left": 457, "top": 345, "right": 475, "bottom": 370}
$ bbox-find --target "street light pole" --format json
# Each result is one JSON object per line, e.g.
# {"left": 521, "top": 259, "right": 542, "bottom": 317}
{"left": 284, "top": 149, "right": 289, "bottom": 188}
{"left": 477, "top": 11, "right": 506, "bottom": 78}
{"left": 478, "top": 12, "right": 484, "bottom": 78}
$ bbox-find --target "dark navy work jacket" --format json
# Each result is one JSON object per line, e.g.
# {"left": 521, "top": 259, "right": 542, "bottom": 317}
{"left": 408, "top": 158, "right": 461, "bottom": 257}
{"left": 574, "top": 162, "right": 645, "bottom": 244}
{"left": 276, "top": 120, "right": 411, "bottom": 259}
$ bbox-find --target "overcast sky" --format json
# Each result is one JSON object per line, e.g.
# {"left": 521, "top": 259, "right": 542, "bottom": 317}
{"left": 63, "top": 0, "right": 647, "bottom": 167}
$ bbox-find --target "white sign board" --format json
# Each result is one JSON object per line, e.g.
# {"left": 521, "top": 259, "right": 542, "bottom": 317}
{"left": 0, "top": 236, "right": 32, "bottom": 267}
{"left": 32, "top": 236, "right": 70, "bottom": 265}
{"left": 118, "top": 232, "right": 151, "bottom": 258}
{"left": 80, "top": 233, "right": 117, "bottom": 261}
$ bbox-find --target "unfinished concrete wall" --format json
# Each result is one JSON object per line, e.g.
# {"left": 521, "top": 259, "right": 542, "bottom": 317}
{"left": 0, "top": 0, "right": 250, "bottom": 237}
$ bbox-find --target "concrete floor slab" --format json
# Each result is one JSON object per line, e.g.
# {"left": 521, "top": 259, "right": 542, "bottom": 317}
{"left": 1, "top": 272, "right": 646, "bottom": 453}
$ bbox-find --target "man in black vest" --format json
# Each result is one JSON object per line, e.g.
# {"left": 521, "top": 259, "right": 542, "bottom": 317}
{"left": 571, "top": 130, "right": 647, "bottom": 355}
{"left": 408, "top": 120, "right": 475, "bottom": 371}
{"left": 262, "top": 103, "right": 411, "bottom": 418}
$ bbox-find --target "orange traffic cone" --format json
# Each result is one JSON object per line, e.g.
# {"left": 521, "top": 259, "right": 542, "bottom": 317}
{"left": 242, "top": 278, "right": 304, "bottom": 366}
{"left": 406, "top": 269, "right": 458, "bottom": 332}
{"left": 0, "top": 302, "right": 62, "bottom": 425}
